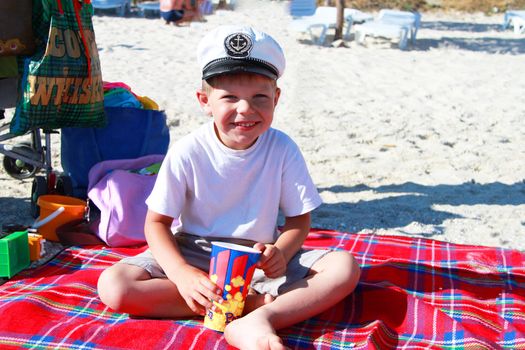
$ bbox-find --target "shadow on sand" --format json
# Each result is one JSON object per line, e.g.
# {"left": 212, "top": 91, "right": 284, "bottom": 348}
{"left": 413, "top": 20, "right": 525, "bottom": 54}
{"left": 420, "top": 20, "right": 502, "bottom": 32}
{"left": 313, "top": 181, "right": 525, "bottom": 236}
{"left": 0, "top": 196, "right": 32, "bottom": 228}
{"left": 414, "top": 36, "right": 525, "bottom": 53}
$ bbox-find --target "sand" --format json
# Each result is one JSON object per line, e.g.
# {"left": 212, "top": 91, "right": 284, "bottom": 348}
{"left": 1, "top": 0, "right": 524, "bottom": 251}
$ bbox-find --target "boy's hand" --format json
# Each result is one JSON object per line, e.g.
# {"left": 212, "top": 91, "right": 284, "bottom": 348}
{"left": 172, "top": 264, "right": 223, "bottom": 316}
{"left": 253, "top": 243, "right": 287, "bottom": 278}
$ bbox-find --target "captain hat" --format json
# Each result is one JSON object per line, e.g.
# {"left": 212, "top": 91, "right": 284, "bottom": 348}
{"left": 197, "top": 25, "right": 286, "bottom": 81}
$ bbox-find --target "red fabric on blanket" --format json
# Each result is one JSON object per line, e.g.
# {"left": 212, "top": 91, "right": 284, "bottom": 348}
{"left": 0, "top": 229, "right": 524, "bottom": 349}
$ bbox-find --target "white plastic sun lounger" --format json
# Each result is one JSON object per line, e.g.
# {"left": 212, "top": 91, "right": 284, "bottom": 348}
{"left": 137, "top": 1, "right": 160, "bottom": 17}
{"left": 289, "top": 0, "right": 317, "bottom": 18}
{"left": 354, "top": 9, "right": 421, "bottom": 50}
{"left": 92, "top": 0, "right": 131, "bottom": 16}
{"left": 502, "top": 10, "right": 525, "bottom": 34}
{"left": 289, "top": 6, "right": 373, "bottom": 45}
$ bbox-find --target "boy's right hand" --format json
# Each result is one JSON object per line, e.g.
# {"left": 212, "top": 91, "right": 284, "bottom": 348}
{"left": 172, "top": 264, "right": 223, "bottom": 316}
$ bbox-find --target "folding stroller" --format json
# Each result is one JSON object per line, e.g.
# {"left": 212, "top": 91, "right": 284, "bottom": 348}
{"left": 0, "top": 117, "right": 74, "bottom": 218}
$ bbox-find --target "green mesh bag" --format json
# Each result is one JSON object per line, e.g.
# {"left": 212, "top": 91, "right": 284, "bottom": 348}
{"left": 11, "top": 0, "right": 106, "bottom": 135}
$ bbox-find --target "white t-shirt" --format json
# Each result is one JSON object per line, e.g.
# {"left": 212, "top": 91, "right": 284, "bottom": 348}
{"left": 146, "top": 121, "right": 322, "bottom": 243}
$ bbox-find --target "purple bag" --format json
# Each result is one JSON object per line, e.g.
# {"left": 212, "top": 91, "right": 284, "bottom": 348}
{"left": 87, "top": 154, "right": 165, "bottom": 247}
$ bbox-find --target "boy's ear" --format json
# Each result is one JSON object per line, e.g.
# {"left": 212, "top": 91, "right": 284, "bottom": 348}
{"left": 274, "top": 87, "right": 281, "bottom": 106}
{"left": 196, "top": 89, "right": 212, "bottom": 115}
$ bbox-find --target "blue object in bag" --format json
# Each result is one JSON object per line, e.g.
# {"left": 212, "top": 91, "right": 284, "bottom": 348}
{"left": 61, "top": 107, "right": 170, "bottom": 198}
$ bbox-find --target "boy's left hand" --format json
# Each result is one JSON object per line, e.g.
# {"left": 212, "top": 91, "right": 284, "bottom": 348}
{"left": 253, "top": 243, "right": 287, "bottom": 278}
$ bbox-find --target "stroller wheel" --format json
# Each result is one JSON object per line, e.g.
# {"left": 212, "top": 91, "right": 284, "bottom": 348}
{"left": 2, "top": 142, "right": 41, "bottom": 180}
{"left": 56, "top": 175, "right": 74, "bottom": 197}
{"left": 31, "top": 176, "right": 48, "bottom": 218}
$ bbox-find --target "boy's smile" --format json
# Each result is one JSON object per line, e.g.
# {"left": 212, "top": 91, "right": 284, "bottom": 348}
{"left": 197, "top": 73, "right": 281, "bottom": 150}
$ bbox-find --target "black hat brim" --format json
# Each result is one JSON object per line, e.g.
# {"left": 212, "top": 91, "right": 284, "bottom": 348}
{"left": 202, "top": 59, "right": 278, "bottom": 80}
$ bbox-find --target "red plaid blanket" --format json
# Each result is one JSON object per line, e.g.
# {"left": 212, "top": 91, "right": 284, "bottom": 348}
{"left": 0, "top": 230, "right": 524, "bottom": 349}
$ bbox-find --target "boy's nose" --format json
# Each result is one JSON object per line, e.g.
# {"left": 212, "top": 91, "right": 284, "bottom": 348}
{"left": 236, "top": 99, "right": 253, "bottom": 114}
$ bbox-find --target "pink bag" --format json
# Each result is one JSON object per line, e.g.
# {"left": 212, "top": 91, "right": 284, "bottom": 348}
{"left": 87, "top": 154, "right": 165, "bottom": 247}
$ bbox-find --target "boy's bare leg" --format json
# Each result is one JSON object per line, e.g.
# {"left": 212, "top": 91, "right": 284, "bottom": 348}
{"left": 98, "top": 265, "right": 275, "bottom": 318}
{"left": 224, "top": 251, "right": 360, "bottom": 350}
{"left": 244, "top": 292, "right": 275, "bottom": 314}
{"left": 98, "top": 264, "right": 196, "bottom": 318}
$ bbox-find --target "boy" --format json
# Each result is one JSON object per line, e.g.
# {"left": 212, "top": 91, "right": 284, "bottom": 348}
{"left": 97, "top": 25, "right": 361, "bottom": 350}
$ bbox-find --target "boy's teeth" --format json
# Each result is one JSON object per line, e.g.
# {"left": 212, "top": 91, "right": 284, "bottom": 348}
{"left": 237, "top": 122, "right": 255, "bottom": 127}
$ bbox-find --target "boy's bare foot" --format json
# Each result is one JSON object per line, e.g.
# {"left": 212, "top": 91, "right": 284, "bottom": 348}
{"left": 244, "top": 293, "right": 274, "bottom": 314}
{"left": 224, "top": 310, "right": 289, "bottom": 350}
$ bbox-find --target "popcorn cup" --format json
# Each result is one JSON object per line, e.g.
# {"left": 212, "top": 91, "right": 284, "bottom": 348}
{"left": 204, "top": 241, "right": 260, "bottom": 332}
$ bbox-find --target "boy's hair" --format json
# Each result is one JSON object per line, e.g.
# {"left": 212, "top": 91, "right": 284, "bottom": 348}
{"left": 201, "top": 73, "right": 277, "bottom": 95}
{"left": 197, "top": 25, "right": 286, "bottom": 81}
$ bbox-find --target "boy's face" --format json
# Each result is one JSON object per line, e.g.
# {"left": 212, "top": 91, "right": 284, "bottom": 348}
{"left": 197, "top": 73, "right": 281, "bottom": 150}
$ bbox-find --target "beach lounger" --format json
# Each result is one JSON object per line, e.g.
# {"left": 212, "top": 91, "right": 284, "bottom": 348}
{"left": 514, "top": 16, "right": 525, "bottom": 34}
{"left": 137, "top": 1, "right": 160, "bottom": 17}
{"left": 288, "top": 0, "right": 316, "bottom": 18}
{"left": 91, "top": 0, "right": 131, "bottom": 17}
{"left": 354, "top": 9, "right": 421, "bottom": 50}
{"left": 289, "top": 6, "right": 373, "bottom": 45}
{"left": 502, "top": 10, "right": 525, "bottom": 34}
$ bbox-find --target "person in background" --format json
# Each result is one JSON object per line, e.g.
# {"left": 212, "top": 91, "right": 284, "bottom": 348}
{"left": 159, "top": 0, "right": 185, "bottom": 25}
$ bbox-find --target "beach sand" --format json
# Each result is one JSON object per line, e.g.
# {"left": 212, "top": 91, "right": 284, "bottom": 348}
{"left": 1, "top": 0, "right": 524, "bottom": 251}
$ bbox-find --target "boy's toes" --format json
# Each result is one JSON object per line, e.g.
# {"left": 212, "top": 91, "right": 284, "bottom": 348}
{"left": 256, "top": 334, "right": 288, "bottom": 350}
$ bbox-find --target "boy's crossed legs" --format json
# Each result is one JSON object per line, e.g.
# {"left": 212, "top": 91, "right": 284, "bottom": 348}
{"left": 98, "top": 264, "right": 272, "bottom": 318}
{"left": 98, "top": 250, "right": 360, "bottom": 349}
{"left": 225, "top": 251, "right": 360, "bottom": 349}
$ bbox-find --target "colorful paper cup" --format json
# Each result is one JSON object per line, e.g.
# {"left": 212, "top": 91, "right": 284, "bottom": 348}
{"left": 203, "top": 241, "right": 261, "bottom": 332}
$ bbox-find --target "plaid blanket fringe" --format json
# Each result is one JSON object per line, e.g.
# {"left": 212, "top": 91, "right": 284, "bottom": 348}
{"left": 0, "top": 230, "right": 523, "bottom": 349}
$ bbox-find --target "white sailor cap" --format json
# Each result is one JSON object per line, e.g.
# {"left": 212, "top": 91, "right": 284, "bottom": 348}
{"left": 197, "top": 25, "right": 286, "bottom": 80}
